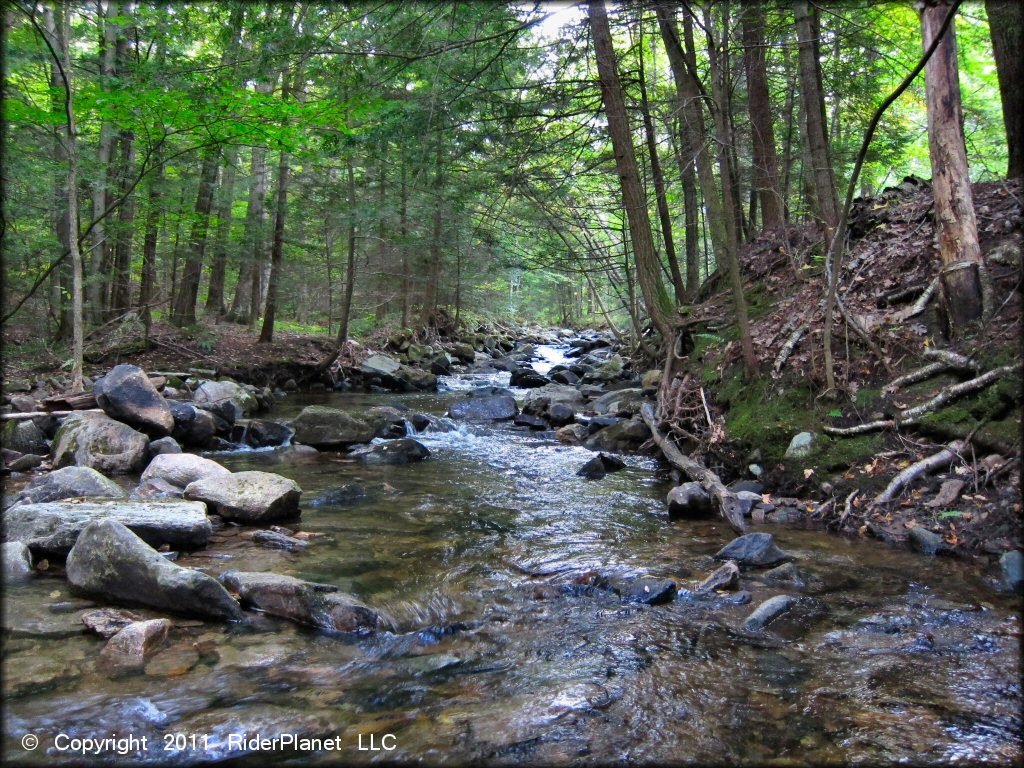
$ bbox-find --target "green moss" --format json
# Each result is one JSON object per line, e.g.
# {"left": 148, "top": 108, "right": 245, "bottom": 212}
{"left": 855, "top": 387, "right": 882, "bottom": 407}
{"left": 812, "top": 434, "right": 884, "bottom": 472}
{"left": 720, "top": 375, "right": 819, "bottom": 457}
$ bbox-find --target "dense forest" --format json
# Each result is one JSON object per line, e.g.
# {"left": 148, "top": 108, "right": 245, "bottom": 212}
{"left": 3, "top": 1, "right": 1018, "bottom": 389}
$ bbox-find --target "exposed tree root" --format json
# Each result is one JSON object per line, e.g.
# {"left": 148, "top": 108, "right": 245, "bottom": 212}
{"left": 772, "top": 322, "right": 809, "bottom": 376}
{"left": 873, "top": 440, "right": 965, "bottom": 505}
{"left": 641, "top": 403, "right": 747, "bottom": 535}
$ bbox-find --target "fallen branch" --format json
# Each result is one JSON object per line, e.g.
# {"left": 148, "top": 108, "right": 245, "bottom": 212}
{"left": 1, "top": 408, "right": 103, "bottom": 420}
{"left": 885, "top": 349, "right": 980, "bottom": 393}
{"left": 772, "top": 322, "right": 809, "bottom": 376}
{"left": 921, "top": 348, "right": 979, "bottom": 369}
{"left": 826, "top": 363, "right": 1021, "bottom": 436}
{"left": 641, "top": 403, "right": 747, "bottom": 535}
{"left": 873, "top": 440, "right": 965, "bottom": 505}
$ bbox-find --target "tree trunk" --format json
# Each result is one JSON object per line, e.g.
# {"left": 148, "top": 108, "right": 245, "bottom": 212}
{"left": 109, "top": 130, "right": 136, "bottom": 315}
{"left": 793, "top": 0, "right": 840, "bottom": 241}
{"left": 985, "top": 0, "right": 1023, "bottom": 179}
{"left": 337, "top": 155, "right": 358, "bottom": 346}
{"left": 139, "top": 147, "right": 163, "bottom": 343}
{"left": 636, "top": 19, "right": 685, "bottom": 305}
{"left": 205, "top": 147, "right": 238, "bottom": 317}
{"left": 742, "top": 4, "right": 785, "bottom": 228}
{"left": 589, "top": 0, "right": 675, "bottom": 344}
{"left": 170, "top": 146, "right": 219, "bottom": 327}
{"left": 259, "top": 141, "right": 290, "bottom": 343}
{"left": 399, "top": 162, "right": 410, "bottom": 328}
{"left": 45, "top": 6, "right": 72, "bottom": 340}
{"left": 227, "top": 143, "right": 268, "bottom": 324}
{"left": 669, "top": 114, "right": 701, "bottom": 297}
{"left": 920, "top": 0, "right": 984, "bottom": 330}
{"left": 420, "top": 141, "right": 444, "bottom": 328}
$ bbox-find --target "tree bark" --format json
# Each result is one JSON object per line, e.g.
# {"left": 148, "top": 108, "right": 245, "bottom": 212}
{"left": 793, "top": 0, "right": 840, "bottom": 241}
{"left": 259, "top": 141, "right": 290, "bottom": 343}
{"left": 227, "top": 141, "right": 268, "bottom": 324}
{"left": 589, "top": 0, "right": 675, "bottom": 344}
{"left": 44, "top": 6, "right": 72, "bottom": 340}
{"left": 742, "top": 4, "right": 785, "bottom": 228}
{"left": 920, "top": 0, "right": 984, "bottom": 330}
{"left": 337, "top": 154, "right": 358, "bottom": 346}
{"left": 205, "top": 147, "right": 238, "bottom": 317}
{"left": 985, "top": 0, "right": 1023, "bottom": 180}
{"left": 109, "top": 130, "right": 136, "bottom": 315}
{"left": 399, "top": 161, "right": 410, "bottom": 328}
{"left": 170, "top": 146, "right": 219, "bottom": 327}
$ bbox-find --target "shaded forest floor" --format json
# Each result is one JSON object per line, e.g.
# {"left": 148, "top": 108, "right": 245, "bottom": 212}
{"left": 3, "top": 180, "right": 1021, "bottom": 561}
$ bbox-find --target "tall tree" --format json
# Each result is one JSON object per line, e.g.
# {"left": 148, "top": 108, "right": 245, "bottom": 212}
{"left": 920, "top": 0, "right": 984, "bottom": 330}
{"left": 742, "top": 4, "right": 785, "bottom": 228}
{"left": 985, "top": 0, "right": 1023, "bottom": 180}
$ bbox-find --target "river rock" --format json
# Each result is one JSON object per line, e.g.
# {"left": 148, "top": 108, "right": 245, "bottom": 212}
{"left": 148, "top": 436, "right": 182, "bottom": 456}
{"left": 2, "top": 541, "right": 33, "bottom": 584}
{"left": 618, "top": 577, "right": 677, "bottom": 605}
{"left": 66, "top": 519, "right": 244, "bottom": 621}
{"left": 1, "top": 419, "right": 48, "bottom": 456}
{"left": 591, "top": 388, "right": 647, "bottom": 417}
{"left": 169, "top": 402, "right": 218, "bottom": 447}
{"left": 397, "top": 365, "right": 437, "bottom": 391}
{"left": 523, "top": 384, "right": 585, "bottom": 418}
{"left": 510, "top": 368, "right": 550, "bottom": 388}
{"left": 308, "top": 484, "right": 367, "bottom": 507}
{"left": 81, "top": 608, "right": 146, "bottom": 638}
{"left": 696, "top": 561, "right": 740, "bottom": 593}
{"left": 93, "top": 364, "right": 174, "bottom": 436}
{"left": 252, "top": 529, "right": 308, "bottom": 552}
{"left": 999, "top": 551, "right": 1023, "bottom": 592}
{"left": 140, "top": 453, "right": 229, "bottom": 492}
{"left": 360, "top": 354, "right": 401, "bottom": 377}
{"left": 449, "top": 395, "right": 518, "bottom": 421}
{"left": 4, "top": 499, "right": 213, "bottom": 556}
{"left": 547, "top": 402, "right": 576, "bottom": 426}
{"left": 583, "top": 416, "right": 650, "bottom": 453}
{"left": 51, "top": 412, "right": 149, "bottom": 474}
{"left": 742, "top": 594, "right": 797, "bottom": 631}
{"left": 288, "top": 405, "right": 380, "bottom": 448}
{"left": 577, "top": 453, "right": 627, "bottom": 480}
{"left": 349, "top": 438, "right": 430, "bottom": 465}
{"left": 714, "top": 532, "right": 793, "bottom": 568}
{"left": 555, "top": 423, "right": 588, "bottom": 444}
{"left": 514, "top": 413, "right": 548, "bottom": 430}
{"left": 243, "top": 419, "right": 294, "bottom": 448}
{"left": 184, "top": 471, "right": 301, "bottom": 524}
{"left": 193, "top": 380, "right": 258, "bottom": 421}
{"left": 667, "top": 483, "right": 714, "bottom": 518}
{"left": 760, "top": 562, "right": 806, "bottom": 587}
{"left": 908, "top": 526, "right": 953, "bottom": 556}
{"left": 98, "top": 618, "right": 172, "bottom": 672}
{"left": 220, "top": 571, "right": 385, "bottom": 632}
{"left": 6, "top": 466, "right": 126, "bottom": 508}
{"left": 550, "top": 369, "right": 580, "bottom": 385}
{"left": 784, "top": 432, "right": 817, "bottom": 459}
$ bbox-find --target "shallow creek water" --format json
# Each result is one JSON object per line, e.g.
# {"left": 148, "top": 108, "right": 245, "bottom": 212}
{"left": 3, "top": 355, "right": 1021, "bottom": 765}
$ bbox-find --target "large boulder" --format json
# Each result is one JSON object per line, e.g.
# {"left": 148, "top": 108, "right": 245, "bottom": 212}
{"left": 523, "top": 384, "right": 585, "bottom": 418}
{"left": 448, "top": 396, "right": 518, "bottom": 421}
{"left": 714, "top": 532, "right": 793, "bottom": 568}
{"left": 3, "top": 499, "right": 213, "bottom": 556}
{"left": 2, "top": 541, "right": 33, "bottom": 584}
{"left": 396, "top": 365, "right": 438, "bottom": 391}
{"left": 51, "top": 413, "right": 149, "bottom": 474}
{"left": 5, "top": 466, "right": 126, "bottom": 508}
{"left": 288, "top": 406, "right": 380, "bottom": 449}
{"left": 220, "top": 571, "right": 385, "bottom": 632}
{"left": 169, "top": 402, "right": 218, "bottom": 447}
{"left": 192, "top": 380, "right": 258, "bottom": 421}
{"left": 349, "top": 438, "right": 430, "bottom": 465}
{"left": 1, "top": 419, "right": 48, "bottom": 455}
{"left": 666, "top": 482, "right": 714, "bottom": 519}
{"left": 184, "top": 471, "right": 301, "bottom": 524}
{"left": 582, "top": 416, "right": 650, "bottom": 453}
{"left": 66, "top": 519, "right": 244, "bottom": 621}
{"left": 360, "top": 354, "right": 401, "bottom": 378}
{"left": 140, "top": 453, "right": 229, "bottom": 491}
{"left": 93, "top": 364, "right": 174, "bottom": 436}
{"left": 242, "top": 419, "right": 294, "bottom": 449}
{"left": 509, "top": 369, "right": 550, "bottom": 388}
{"left": 591, "top": 388, "right": 648, "bottom": 417}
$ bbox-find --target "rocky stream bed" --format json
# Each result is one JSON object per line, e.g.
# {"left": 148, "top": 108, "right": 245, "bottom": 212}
{"left": 2, "top": 331, "right": 1021, "bottom": 765}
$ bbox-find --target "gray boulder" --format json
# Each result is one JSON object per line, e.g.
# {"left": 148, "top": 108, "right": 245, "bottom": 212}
{"left": 617, "top": 577, "right": 677, "bottom": 605}
{"left": 184, "top": 471, "right": 301, "bottom": 524}
{"left": 523, "top": 384, "right": 585, "bottom": 418}
{"left": 908, "top": 526, "right": 954, "bottom": 556}
{"left": 4, "top": 499, "right": 213, "bottom": 556}
{"left": 169, "top": 402, "right": 217, "bottom": 447}
{"left": 288, "top": 406, "right": 380, "bottom": 448}
{"left": 1, "top": 419, "right": 48, "bottom": 455}
{"left": 349, "top": 438, "right": 430, "bottom": 465}
{"left": 51, "top": 413, "right": 149, "bottom": 474}
{"left": 582, "top": 416, "right": 651, "bottom": 453}
{"left": 999, "top": 550, "right": 1023, "bottom": 592}
{"left": 140, "top": 453, "right": 229, "bottom": 491}
{"left": 784, "top": 432, "right": 817, "bottom": 459}
{"left": 308, "top": 484, "right": 367, "bottom": 507}
{"left": 360, "top": 354, "right": 401, "bottom": 378}
{"left": 193, "top": 380, "right": 258, "bottom": 421}
{"left": 449, "top": 396, "right": 518, "bottom": 421}
{"left": 666, "top": 482, "right": 714, "bottom": 518}
{"left": 6, "top": 466, "right": 126, "bottom": 508}
{"left": 714, "top": 532, "right": 793, "bottom": 568}
{"left": 695, "top": 562, "right": 740, "bottom": 593}
{"left": 93, "top": 364, "right": 174, "bottom": 436}
{"left": 243, "top": 419, "right": 294, "bottom": 448}
{"left": 220, "top": 571, "right": 385, "bottom": 632}
{"left": 98, "top": 619, "right": 172, "bottom": 672}
{"left": 66, "top": 519, "right": 244, "bottom": 621}
{"left": 591, "top": 388, "right": 648, "bottom": 417}
{"left": 148, "top": 436, "right": 182, "bottom": 456}
{"left": 2, "top": 541, "right": 34, "bottom": 584}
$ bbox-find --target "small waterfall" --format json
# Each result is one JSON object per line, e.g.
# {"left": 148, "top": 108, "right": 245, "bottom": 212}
{"left": 531, "top": 344, "right": 572, "bottom": 375}
{"left": 438, "top": 372, "right": 512, "bottom": 391}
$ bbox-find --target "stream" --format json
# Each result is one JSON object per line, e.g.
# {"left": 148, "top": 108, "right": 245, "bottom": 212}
{"left": 3, "top": 346, "right": 1021, "bottom": 765}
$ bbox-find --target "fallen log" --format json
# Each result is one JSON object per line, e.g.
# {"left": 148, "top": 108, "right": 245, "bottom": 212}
{"left": 641, "top": 403, "right": 747, "bottom": 535}
{"left": 873, "top": 441, "right": 965, "bottom": 505}
{"left": 1, "top": 409, "right": 103, "bottom": 420}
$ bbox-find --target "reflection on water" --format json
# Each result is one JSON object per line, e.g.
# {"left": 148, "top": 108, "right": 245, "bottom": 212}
{"left": 3, "top": 365, "right": 1021, "bottom": 765}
